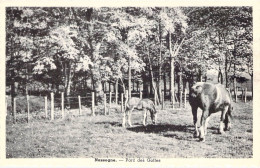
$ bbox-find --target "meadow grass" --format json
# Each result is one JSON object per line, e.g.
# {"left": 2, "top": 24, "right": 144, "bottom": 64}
{"left": 6, "top": 101, "right": 253, "bottom": 158}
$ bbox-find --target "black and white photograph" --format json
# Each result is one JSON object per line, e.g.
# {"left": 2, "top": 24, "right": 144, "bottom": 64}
{"left": 2, "top": 1, "right": 260, "bottom": 166}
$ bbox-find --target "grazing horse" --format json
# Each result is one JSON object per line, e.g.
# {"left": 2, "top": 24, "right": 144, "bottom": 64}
{"left": 122, "top": 97, "right": 157, "bottom": 127}
{"left": 189, "top": 82, "right": 232, "bottom": 142}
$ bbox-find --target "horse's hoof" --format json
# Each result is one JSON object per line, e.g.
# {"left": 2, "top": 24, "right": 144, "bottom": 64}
{"left": 199, "top": 137, "right": 205, "bottom": 142}
{"left": 224, "top": 125, "right": 231, "bottom": 131}
{"left": 193, "top": 132, "right": 199, "bottom": 138}
{"left": 218, "top": 130, "right": 225, "bottom": 134}
{"left": 224, "top": 127, "right": 230, "bottom": 131}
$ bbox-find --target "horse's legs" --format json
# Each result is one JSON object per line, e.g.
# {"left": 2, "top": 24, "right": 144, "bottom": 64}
{"left": 224, "top": 106, "right": 232, "bottom": 131}
{"left": 219, "top": 106, "right": 229, "bottom": 134}
{"left": 122, "top": 109, "right": 127, "bottom": 127}
{"left": 143, "top": 109, "right": 147, "bottom": 126}
{"left": 192, "top": 106, "right": 199, "bottom": 137}
{"left": 204, "top": 115, "right": 211, "bottom": 135}
{"left": 150, "top": 110, "right": 156, "bottom": 125}
{"left": 199, "top": 109, "right": 209, "bottom": 142}
{"left": 128, "top": 108, "right": 133, "bottom": 127}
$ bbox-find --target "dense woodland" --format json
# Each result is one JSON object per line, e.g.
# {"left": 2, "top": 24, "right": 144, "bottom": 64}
{"left": 6, "top": 7, "right": 253, "bottom": 106}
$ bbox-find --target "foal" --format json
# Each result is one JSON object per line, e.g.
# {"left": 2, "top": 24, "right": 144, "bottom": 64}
{"left": 122, "top": 97, "right": 157, "bottom": 127}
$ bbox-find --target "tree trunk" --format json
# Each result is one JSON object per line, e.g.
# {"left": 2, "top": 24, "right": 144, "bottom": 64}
{"left": 225, "top": 70, "right": 229, "bottom": 88}
{"left": 102, "top": 81, "right": 105, "bottom": 92}
{"left": 85, "top": 8, "right": 104, "bottom": 104}
{"left": 56, "top": 83, "right": 59, "bottom": 95}
{"left": 233, "top": 77, "right": 237, "bottom": 102}
{"left": 142, "top": 72, "right": 148, "bottom": 98}
{"left": 149, "top": 76, "right": 153, "bottom": 97}
{"left": 147, "top": 47, "right": 160, "bottom": 105}
{"left": 10, "top": 36, "right": 16, "bottom": 117}
{"left": 11, "top": 80, "right": 15, "bottom": 116}
{"left": 109, "top": 82, "right": 111, "bottom": 93}
{"left": 115, "top": 79, "right": 118, "bottom": 104}
{"left": 198, "top": 69, "right": 202, "bottom": 82}
{"left": 119, "top": 77, "right": 126, "bottom": 94}
{"left": 65, "top": 62, "right": 73, "bottom": 97}
{"left": 218, "top": 68, "right": 223, "bottom": 84}
{"left": 169, "top": 33, "right": 175, "bottom": 104}
{"left": 178, "top": 72, "right": 183, "bottom": 102}
{"left": 188, "top": 73, "right": 194, "bottom": 92}
{"left": 158, "top": 21, "right": 163, "bottom": 103}
{"left": 163, "top": 71, "right": 167, "bottom": 99}
{"left": 127, "top": 37, "right": 131, "bottom": 99}
{"left": 183, "top": 78, "right": 187, "bottom": 93}
{"left": 94, "top": 79, "right": 104, "bottom": 105}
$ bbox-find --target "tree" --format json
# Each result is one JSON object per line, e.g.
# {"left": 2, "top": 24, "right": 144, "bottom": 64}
{"left": 160, "top": 8, "right": 187, "bottom": 104}
{"left": 186, "top": 7, "right": 252, "bottom": 91}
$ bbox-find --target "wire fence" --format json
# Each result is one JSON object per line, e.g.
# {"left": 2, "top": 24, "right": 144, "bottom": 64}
{"left": 6, "top": 86, "right": 251, "bottom": 124}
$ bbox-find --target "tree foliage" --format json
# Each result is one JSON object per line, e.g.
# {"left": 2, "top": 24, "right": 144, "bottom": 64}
{"left": 6, "top": 7, "right": 253, "bottom": 102}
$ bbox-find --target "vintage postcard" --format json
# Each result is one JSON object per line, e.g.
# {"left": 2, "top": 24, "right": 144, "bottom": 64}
{"left": 0, "top": 0, "right": 260, "bottom": 167}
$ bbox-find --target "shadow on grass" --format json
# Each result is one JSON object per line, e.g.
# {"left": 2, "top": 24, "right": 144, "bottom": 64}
{"left": 94, "top": 121, "right": 223, "bottom": 141}
{"left": 127, "top": 124, "right": 193, "bottom": 134}
{"left": 95, "top": 121, "right": 122, "bottom": 127}
{"left": 127, "top": 124, "right": 198, "bottom": 141}
{"left": 95, "top": 121, "right": 194, "bottom": 134}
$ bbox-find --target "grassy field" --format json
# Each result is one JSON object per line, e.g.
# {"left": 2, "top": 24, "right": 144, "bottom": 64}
{"left": 6, "top": 101, "right": 253, "bottom": 158}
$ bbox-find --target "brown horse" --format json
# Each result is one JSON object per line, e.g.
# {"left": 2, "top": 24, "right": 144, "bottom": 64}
{"left": 122, "top": 97, "right": 157, "bottom": 127}
{"left": 189, "top": 82, "right": 232, "bottom": 142}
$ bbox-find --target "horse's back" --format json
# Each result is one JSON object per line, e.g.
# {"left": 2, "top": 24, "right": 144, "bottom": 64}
{"left": 189, "top": 82, "right": 232, "bottom": 112}
{"left": 139, "top": 99, "right": 156, "bottom": 113}
{"left": 126, "top": 97, "right": 141, "bottom": 110}
{"left": 126, "top": 97, "right": 156, "bottom": 113}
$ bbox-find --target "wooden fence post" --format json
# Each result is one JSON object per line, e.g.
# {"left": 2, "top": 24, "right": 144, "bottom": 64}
{"left": 92, "top": 92, "right": 95, "bottom": 116}
{"left": 109, "top": 92, "right": 112, "bottom": 115}
{"left": 161, "top": 92, "right": 164, "bottom": 110}
{"left": 104, "top": 94, "right": 107, "bottom": 115}
{"left": 121, "top": 93, "right": 125, "bottom": 127}
{"left": 61, "top": 92, "right": 64, "bottom": 119}
{"left": 13, "top": 97, "right": 16, "bottom": 124}
{"left": 184, "top": 89, "right": 187, "bottom": 108}
{"left": 51, "top": 92, "right": 54, "bottom": 120}
{"left": 115, "top": 91, "right": 118, "bottom": 105}
{"left": 125, "top": 90, "right": 128, "bottom": 110}
{"left": 27, "top": 95, "right": 30, "bottom": 123}
{"left": 78, "top": 95, "right": 82, "bottom": 116}
{"left": 235, "top": 87, "right": 237, "bottom": 103}
{"left": 45, "top": 96, "right": 48, "bottom": 119}
{"left": 140, "top": 90, "right": 142, "bottom": 99}
{"left": 179, "top": 90, "right": 183, "bottom": 108}
{"left": 121, "top": 93, "right": 124, "bottom": 112}
{"left": 245, "top": 88, "right": 247, "bottom": 103}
